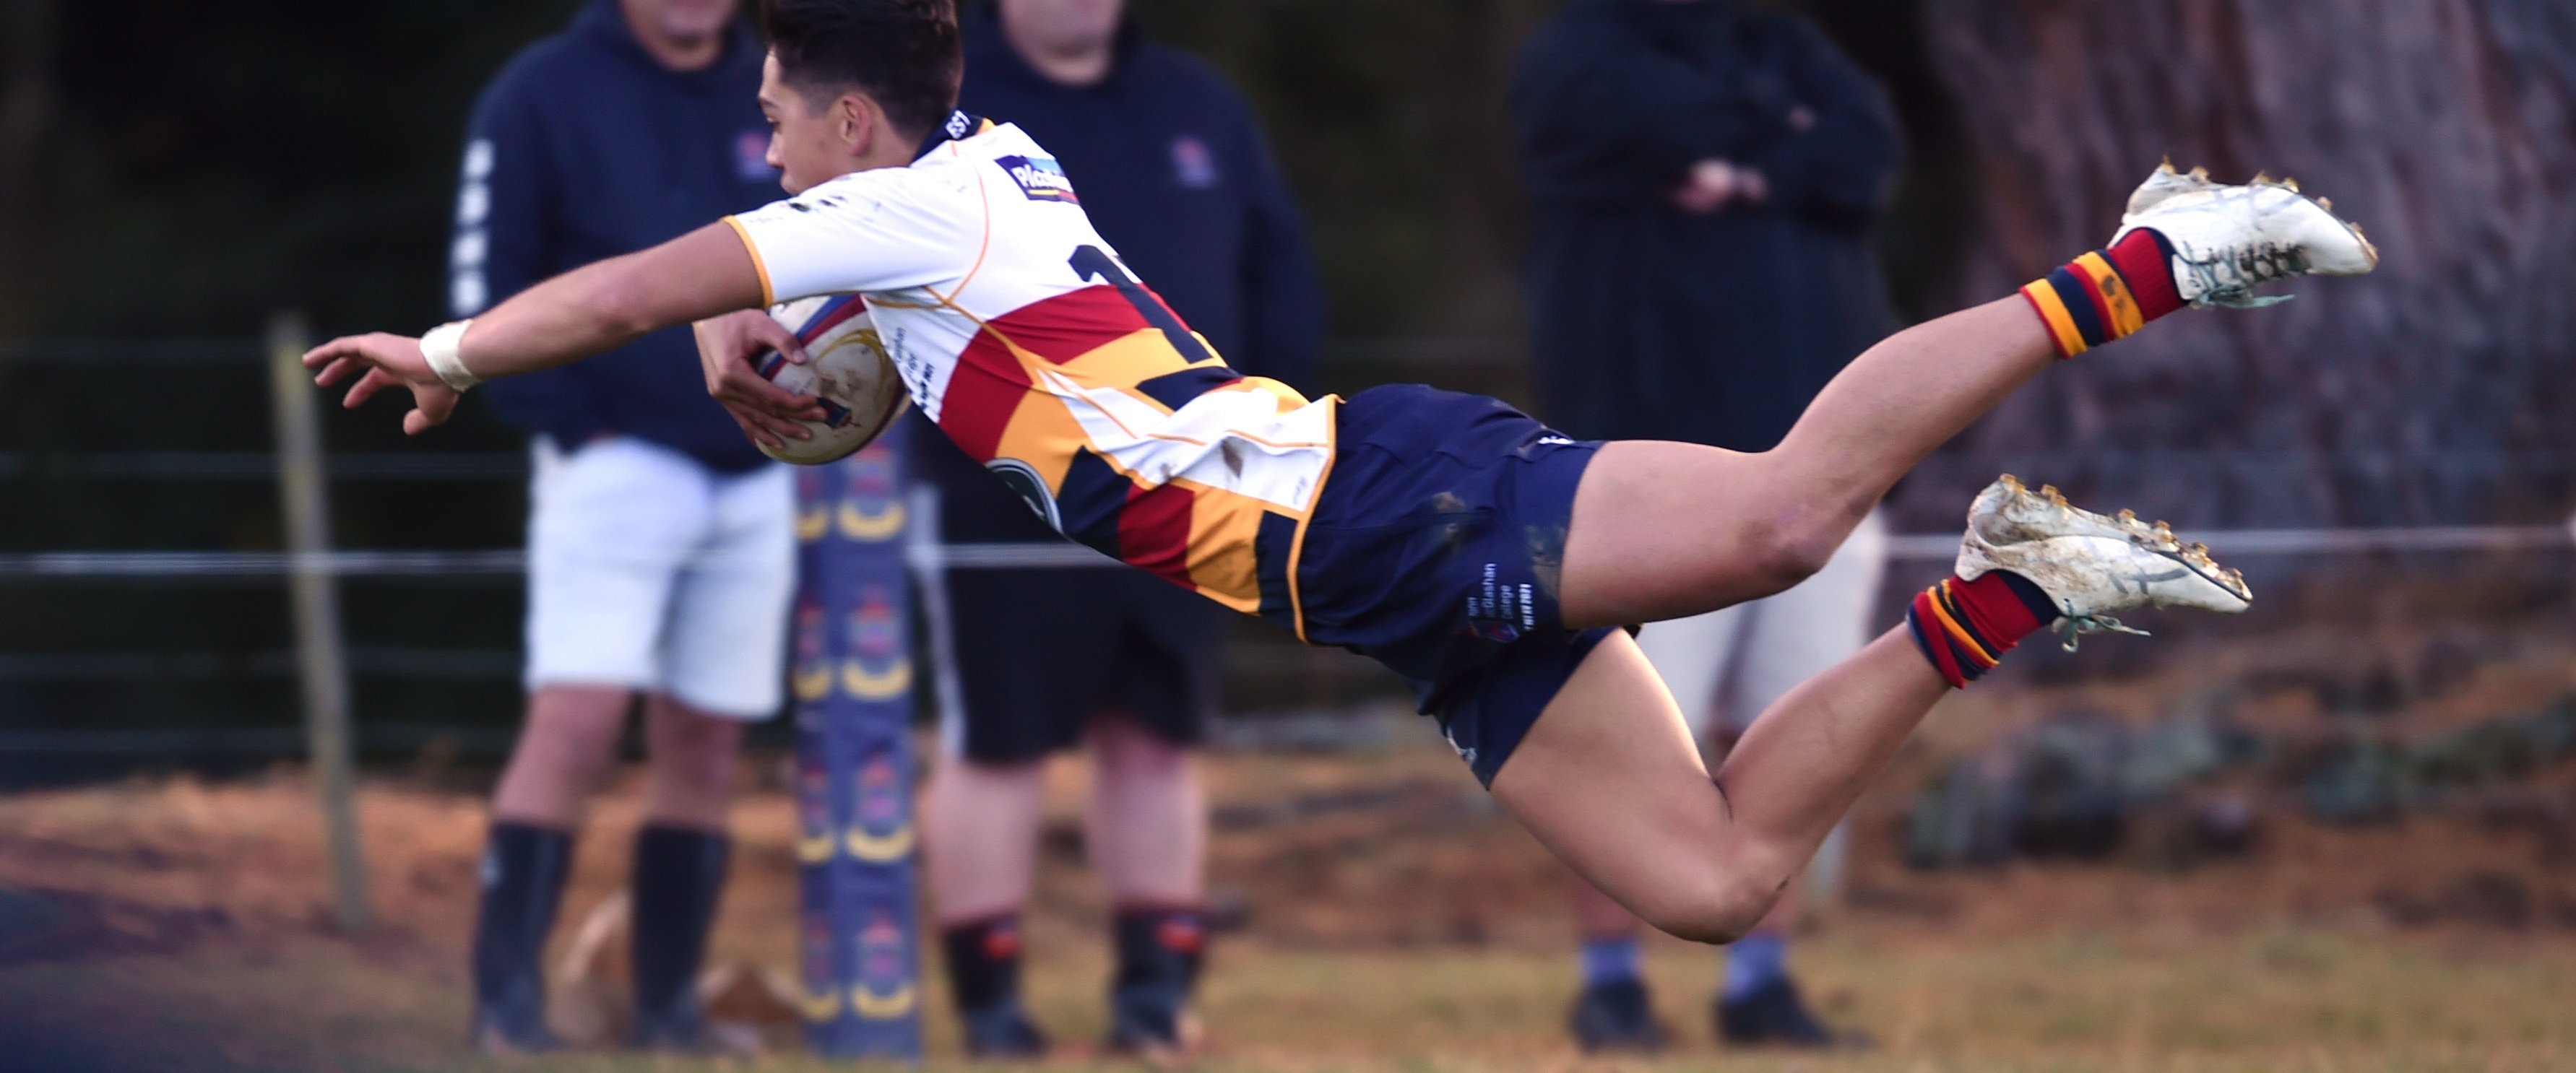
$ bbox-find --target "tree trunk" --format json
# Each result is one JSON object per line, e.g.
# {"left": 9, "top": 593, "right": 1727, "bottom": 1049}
{"left": 1897, "top": 0, "right": 2576, "bottom": 528}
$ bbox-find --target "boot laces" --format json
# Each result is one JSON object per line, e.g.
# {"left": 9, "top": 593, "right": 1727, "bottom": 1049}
{"left": 2052, "top": 603, "right": 2151, "bottom": 652}
{"left": 2184, "top": 240, "right": 2307, "bottom": 308}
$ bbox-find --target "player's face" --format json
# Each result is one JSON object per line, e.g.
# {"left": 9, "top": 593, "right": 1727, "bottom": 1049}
{"left": 758, "top": 55, "right": 849, "bottom": 195}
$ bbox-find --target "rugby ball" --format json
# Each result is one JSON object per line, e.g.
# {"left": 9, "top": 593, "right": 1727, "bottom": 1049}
{"left": 753, "top": 295, "right": 910, "bottom": 465}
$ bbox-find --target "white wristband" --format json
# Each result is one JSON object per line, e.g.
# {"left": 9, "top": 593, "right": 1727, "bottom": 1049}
{"left": 420, "top": 320, "right": 481, "bottom": 392}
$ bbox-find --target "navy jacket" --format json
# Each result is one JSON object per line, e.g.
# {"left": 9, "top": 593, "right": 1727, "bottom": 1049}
{"left": 915, "top": 6, "right": 1326, "bottom": 542}
{"left": 1513, "top": 0, "right": 1902, "bottom": 451}
{"left": 449, "top": 0, "right": 779, "bottom": 472}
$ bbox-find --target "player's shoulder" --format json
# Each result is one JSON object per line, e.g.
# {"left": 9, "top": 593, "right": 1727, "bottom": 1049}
{"left": 746, "top": 153, "right": 987, "bottom": 236}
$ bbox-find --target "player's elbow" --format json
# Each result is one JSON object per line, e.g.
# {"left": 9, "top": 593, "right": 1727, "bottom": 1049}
{"left": 584, "top": 280, "right": 661, "bottom": 342}
{"left": 582, "top": 264, "right": 675, "bottom": 342}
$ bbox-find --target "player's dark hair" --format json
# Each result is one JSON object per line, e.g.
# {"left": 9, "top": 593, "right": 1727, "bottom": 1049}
{"left": 760, "top": 0, "right": 961, "bottom": 141}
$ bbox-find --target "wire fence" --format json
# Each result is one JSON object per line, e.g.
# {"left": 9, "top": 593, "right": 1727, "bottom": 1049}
{"left": 6, "top": 334, "right": 2573, "bottom": 755}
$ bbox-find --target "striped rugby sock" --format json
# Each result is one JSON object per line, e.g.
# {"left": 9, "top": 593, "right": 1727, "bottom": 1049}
{"left": 1906, "top": 570, "right": 2062, "bottom": 688}
{"left": 2020, "top": 227, "right": 2186, "bottom": 358}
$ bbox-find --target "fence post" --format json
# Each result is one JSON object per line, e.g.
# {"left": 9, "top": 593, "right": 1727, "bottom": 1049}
{"left": 267, "top": 310, "right": 371, "bottom": 932}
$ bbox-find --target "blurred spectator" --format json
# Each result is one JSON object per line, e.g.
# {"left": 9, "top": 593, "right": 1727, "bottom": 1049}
{"left": 913, "top": 0, "right": 1321, "bottom": 1058}
{"left": 1510, "top": 0, "right": 1901, "bottom": 1053}
{"left": 446, "top": 0, "right": 787, "bottom": 1054}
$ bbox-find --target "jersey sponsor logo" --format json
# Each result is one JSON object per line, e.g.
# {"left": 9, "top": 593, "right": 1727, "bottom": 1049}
{"left": 985, "top": 458, "right": 1062, "bottom": 530}
{"left": 943, "top": 109, "right": 975, "bottom": 140}
{"left": 995, "top": 154, "right": 1080, "bottom": 204}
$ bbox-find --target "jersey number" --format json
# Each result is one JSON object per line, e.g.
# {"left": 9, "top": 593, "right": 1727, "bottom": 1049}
{"left": 1068, "top": 246, "right": 1214, "bottom": 364}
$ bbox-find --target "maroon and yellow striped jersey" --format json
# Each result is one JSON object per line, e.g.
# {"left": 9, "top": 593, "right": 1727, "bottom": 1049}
{"left": 727, "top": 116, "right": 1336, "bottom": 626}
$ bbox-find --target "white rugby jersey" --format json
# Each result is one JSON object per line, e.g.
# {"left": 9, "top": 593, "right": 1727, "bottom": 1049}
{"left": 725, "top": 114, "right": 1338, "bottom": 624}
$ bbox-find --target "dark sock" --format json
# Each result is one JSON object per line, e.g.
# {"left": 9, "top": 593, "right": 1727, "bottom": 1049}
{"left": 940, "top": 914, "right": 1028, "bottom": 1016}
{"left": 1111, "top": 904, "right": 1206, "bottom": 1001}
{"left": 2020, "top": 227, "right": 2185, "bottom": 358}
{"left": 1720, "top": 930, "right": 1789, "bottom": 1003}
{"left": 470, "top": 821, "right": 575, "bottom": 1036}
{"left": 630, "top": 825, "right": 730, "bottom": 1043}
{"left": 1580, "top": 936, "right": 1643, "bottom": 987}
{"left": 1906, "top": 570, "right": 2060, "bottom": 688}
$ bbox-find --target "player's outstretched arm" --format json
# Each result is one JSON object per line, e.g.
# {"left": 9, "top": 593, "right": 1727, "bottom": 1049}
{"left": 303, "top": 222, "right": 765, "bottom": 435}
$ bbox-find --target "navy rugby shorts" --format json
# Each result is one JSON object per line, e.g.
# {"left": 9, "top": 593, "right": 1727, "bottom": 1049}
{"left": 1289, "top": 385, "right": 1617, "bottom": 786}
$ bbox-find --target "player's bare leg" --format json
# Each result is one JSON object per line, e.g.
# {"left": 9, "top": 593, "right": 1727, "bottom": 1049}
{"left": 1558, "top": 169, "right": 2377, "bottom": 628}
{"left": 639, "top": 695, "right": 746, "bottom": 830}
{"left": 490, "top": 685, "right": 631, "bottom": 825}
{"left": 1496, "top": 627, "right": 1940, "bottom": 939}
{"left": 1495, "top": 169, "right": 2377, "bottom": 940}
{"left": 1558, "top": 298, "right": 2052, "bottom": 627}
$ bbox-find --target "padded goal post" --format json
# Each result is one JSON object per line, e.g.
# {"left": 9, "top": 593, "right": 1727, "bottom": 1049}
{"left": 791, "top": 437, "right": 922, "bottom": 1060}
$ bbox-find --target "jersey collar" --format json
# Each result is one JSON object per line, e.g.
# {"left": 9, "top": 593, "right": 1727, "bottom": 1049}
{"left": 915, "top": 110, "right": 997, "bottom": 161}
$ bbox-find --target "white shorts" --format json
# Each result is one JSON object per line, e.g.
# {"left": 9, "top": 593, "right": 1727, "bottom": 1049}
{"left": 1637, "top": 509, "right": 1891, "bottom": 739}
{"left": 523, "top": 437, "right": 795, "bottom": 718}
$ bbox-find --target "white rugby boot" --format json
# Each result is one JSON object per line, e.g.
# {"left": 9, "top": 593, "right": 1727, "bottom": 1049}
{"left": 2112, "top": 161, "right": 2378, "bottom": 308}
{"left": 1955, "top": 475, "right": 2251, "bottom": 650}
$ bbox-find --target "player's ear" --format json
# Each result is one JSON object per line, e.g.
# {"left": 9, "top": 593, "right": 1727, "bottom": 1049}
{"left": 835, "top": 92, "right": 873, "bottom": 155}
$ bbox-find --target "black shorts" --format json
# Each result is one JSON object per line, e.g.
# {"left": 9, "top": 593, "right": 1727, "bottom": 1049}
{"left": 1287, "top": 386, "right": 1617, "bottom": 788}
{"left": 928, "top": 560, "right": 1220, "bottom": 763}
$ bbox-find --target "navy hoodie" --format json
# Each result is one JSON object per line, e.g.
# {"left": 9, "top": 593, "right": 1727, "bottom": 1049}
{"left": 448, "top": 0, "right": 779, "bottom": 472}
{"left": 1512, "top": 0, "right": 1901, "bottom": 452}
{"left": 913, "top": 4, "right": 1326, "bottom": 542}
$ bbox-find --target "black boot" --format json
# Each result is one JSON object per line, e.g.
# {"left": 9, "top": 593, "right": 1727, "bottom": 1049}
{"left": 941, "top": 916, "right": 1047, "bottom": 1059}
{"left": 1716, "top": 977, "right": 1870, "bottom": 1049}
{"left": 1569, "top": 978, "right": 1669, "bottom": 1054}
{"left": 468, "top": 822, "right": 574, "bottom": 1054}
{"left": 1107, "top": 905, "right": 1205, "bottom": 1056}
{"left": 629, "top": 825, "right": 730, "bottom": 1051}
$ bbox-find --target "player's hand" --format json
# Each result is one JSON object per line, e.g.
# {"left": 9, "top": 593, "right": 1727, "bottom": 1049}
{"left": 693, "top": 309, "right": 826, "bottom": 450}
{"left": 303, "top": 333, "right": 459, "bottom": 435}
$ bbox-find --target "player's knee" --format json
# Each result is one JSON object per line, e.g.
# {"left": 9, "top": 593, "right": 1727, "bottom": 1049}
{"left": 649, "top": 710, "right": 745, "bottom": 789}
{"left": 1749, "top": 521, "right": 1837, "bottom": 595}
{"left": 1090, "top": 716, "right": 1188, "bottom": 776}
{"left": 1630, "top": 872, "right": 1777, "bottom": 946}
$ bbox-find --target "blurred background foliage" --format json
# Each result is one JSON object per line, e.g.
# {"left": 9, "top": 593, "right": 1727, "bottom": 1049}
{"left": 0, "top": 0, "right": 1963, "bottom": 342}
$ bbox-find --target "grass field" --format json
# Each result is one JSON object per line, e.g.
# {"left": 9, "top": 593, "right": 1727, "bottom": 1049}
{"left": 3, "top": 918, "right": 2570, "bottom": 1072}
{"left": 1, "top": 679, "right": 2572, "bottom": 1072}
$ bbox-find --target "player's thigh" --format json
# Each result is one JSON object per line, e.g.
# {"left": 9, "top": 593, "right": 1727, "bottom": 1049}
{"left": 1632, "top": 601, "right": 1749, "bottom": 740}
{"left": 662, "top": 463, "right": 796, "bottom": 718}
{"left": 1487, "top": 629, "right": 1753, "bottom": 937}
{"left": 1727, "top": 508, "right": 1890, "bottom": 716}
{"left": 524, "top": 438, "right": 710, "bottom": 689}
{"left": 1558, "top": 440, "right": 1868, "bottom": 628}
